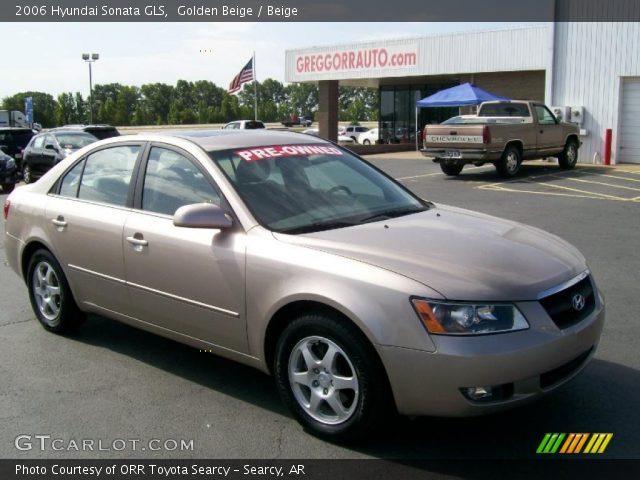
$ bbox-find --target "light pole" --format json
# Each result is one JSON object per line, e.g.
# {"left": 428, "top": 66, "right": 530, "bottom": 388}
{"left": 82, "top": 53, "right": 99, "bottom": 124}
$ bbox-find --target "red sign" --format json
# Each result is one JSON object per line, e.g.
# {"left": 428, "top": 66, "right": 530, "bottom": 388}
{"left": 234, "top": 144, "right": 343, "bottom": 161}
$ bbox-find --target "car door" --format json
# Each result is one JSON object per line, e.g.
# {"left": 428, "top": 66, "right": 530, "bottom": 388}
{"left": 123, "top": 144, "right": 248, "bottom": 353}
{"left": 40, "top": 134, "right": 59, "bottom": 173}
{"left": 45, "top": 143, "right": 143, "bottom": 314}
{"left": 25, "top": 135, "right": 44, "bottom": 171}
{"left": 535, "top": 104, "right": 564, "bottom": 155}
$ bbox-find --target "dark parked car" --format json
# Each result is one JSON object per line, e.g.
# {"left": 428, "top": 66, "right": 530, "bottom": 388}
{"left": 0, "top": 127, "right": 36, "bottom": 169}
{"left": 0, "top": 150, "right": 17, "bottom": 193}
{"left": 22, "top": 131, "right": 97, "bottom": 184}
{"left": 49, "top": 125, "right": 120, "bottom": 140}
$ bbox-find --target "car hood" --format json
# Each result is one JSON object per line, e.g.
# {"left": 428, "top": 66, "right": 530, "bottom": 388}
{"left": 273, "top": 204, "right": 586, "bottom": 301}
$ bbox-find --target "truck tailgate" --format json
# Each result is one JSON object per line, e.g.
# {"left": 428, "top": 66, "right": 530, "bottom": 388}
{"left": 424, "top": 125, "right": 485, "bottom": 148}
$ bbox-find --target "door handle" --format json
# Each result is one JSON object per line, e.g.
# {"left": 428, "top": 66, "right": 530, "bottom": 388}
{"left": 539, "top": 130, "right": 544, "bottom": 134}
{"left": 126, "top": 235, "right": 148, "bottom": 247}
{"left": 51, "top": 216, "right": 67, "bottom": 228}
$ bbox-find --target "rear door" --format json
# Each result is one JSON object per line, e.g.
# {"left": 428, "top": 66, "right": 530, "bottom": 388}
{"left": 534, "top": 104, "right": 564, "bottom": 155}
{"left": 45, "top": 142, "right": 143, "bottom": 314}
{"left": 123, "top": 144, "right": 247, "bottom": 352}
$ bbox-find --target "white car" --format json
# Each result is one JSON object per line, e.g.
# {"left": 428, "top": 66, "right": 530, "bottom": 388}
{"left": 357, "top": 128, "right": 379, "bottom": 145}
{"left": 302, "top": 128, "right": 355, "bottom": 146}
{"left": 222, "top": 120, "right": 265, "bottom": 130}
{"left": 338, "top": 125, "right": 369, "bottom": 142}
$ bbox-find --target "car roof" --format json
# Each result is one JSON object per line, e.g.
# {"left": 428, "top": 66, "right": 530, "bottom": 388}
{"left": 139, "top": 129, "right": 329, "bottom": 151}
{"left": 50, "top": 125, "right": 117, "bottom": 131}
{"left": 0, "top": 127, "right": 35, "bottom": 133}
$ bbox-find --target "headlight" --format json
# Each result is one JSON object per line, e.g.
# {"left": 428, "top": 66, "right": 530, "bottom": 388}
{"left": 6, "top": 158, "right": 15, "bottom": 169}
{"left": 412, "top": 299, "right": 529, "bottom": 335}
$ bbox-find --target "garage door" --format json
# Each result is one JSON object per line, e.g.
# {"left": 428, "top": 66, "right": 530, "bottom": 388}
{"left": 619, "top": 78, "right": 640, "bottom": 164}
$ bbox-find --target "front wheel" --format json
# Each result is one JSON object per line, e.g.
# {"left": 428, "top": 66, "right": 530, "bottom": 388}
{"left": 558, "top": 139, "right": 579, "bottom": 169}
{"left": 440, "top": 163, "right": 463, "bottom": 176}
{"left": 363, "top": 139, "right": 371, "bottom": 145}
{"left": 496, "top": 145, "right": 522, "bottom": 178}
{"left": 27, "top": 249, "right": 84, "bottom": 333}
{"left": 274, "top": 313, "right": 390, "bottom": 441}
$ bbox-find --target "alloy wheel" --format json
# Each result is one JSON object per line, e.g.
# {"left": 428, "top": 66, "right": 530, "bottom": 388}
{"left": 288, "top": 336, "right": 359, "bottom": 425}
{"left": 31, "top": 261, "right": 62, "bottom": 326}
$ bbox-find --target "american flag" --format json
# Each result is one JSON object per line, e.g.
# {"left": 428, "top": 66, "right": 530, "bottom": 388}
{"left": 228, "top": 57, "right": 254, "bottom": 94}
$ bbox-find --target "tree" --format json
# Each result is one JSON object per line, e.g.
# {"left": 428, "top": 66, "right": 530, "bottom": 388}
{"left": 139, "top": 83, "right": 174, "bottom": 125}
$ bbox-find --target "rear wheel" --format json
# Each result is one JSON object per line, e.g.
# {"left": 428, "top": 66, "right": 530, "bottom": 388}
{"left": 440, "top": 163, "right": 463, "bottom": 176}
{"left": 1, "top": 183, "right": 14, "bottom": 193}
{"left": 496, "top": 145, "right": 522, "bottom": 178}
{"left": 558, "top": 139, "right": 579, "bottom": 169}
{"left": 274, "top": 312, "right": 390, "bottom": 441}
{"left": 27, "top": 249, "right": 84, "bottom": 333}
{"left": 22, "top": 164, "right": 33, "bottom": 184}
{"left": 363, "top": 139, "right": 371, "bottom": 145}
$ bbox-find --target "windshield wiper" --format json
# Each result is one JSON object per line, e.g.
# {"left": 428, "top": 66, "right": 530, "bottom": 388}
{"left": 281, "top": 220, "right": 356, "bottom": 235}
{"left": 359, "top": 207, "right": 426, "bottom": 224}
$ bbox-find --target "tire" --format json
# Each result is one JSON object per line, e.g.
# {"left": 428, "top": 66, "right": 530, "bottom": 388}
{"left": 2, "top": 183, "right": 15, "bottom": 194}
{"left": 440, "top": 163, "right": 464, "bottom": 176}
{"left": 27, "top": 249, "right": 84, "bottom": 334}
{"left": 22, "top": 164, "right": 33, "bottom": 184}
{"left": 363, "top": 139, "right": 371, "bottom": 145}
{"left": 496, "top": 145, "right": 522, "bottom": 178}
{"left": 558, "top": 139, "right": 579, "bottom": 169}
{"left": 274, "top": 312, "right": 391, "bottom": 441}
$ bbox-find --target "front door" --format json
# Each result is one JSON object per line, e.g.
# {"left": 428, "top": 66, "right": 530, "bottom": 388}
{"left": 535, "top": 104, "right": 565, "bottom": 155}
{"left": 123, "top": 145, "right": 247, "bottom": 352}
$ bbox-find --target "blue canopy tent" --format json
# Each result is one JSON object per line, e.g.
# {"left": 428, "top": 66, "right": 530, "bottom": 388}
{"left": 414, "top": 82, "right": 510, "bottom": 149}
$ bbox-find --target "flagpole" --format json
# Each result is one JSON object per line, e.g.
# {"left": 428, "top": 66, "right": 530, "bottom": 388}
{"left": 253, "top": 51, "right": 258, "bottom": 121}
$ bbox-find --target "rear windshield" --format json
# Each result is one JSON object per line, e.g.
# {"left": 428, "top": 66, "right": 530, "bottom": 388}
{"left": 55, "top": 133, "right": 97, "bottom": 149}
{"left": 209, "top": 144, "right": 426, "bottom": 233}
{"left": 0, "top": 130, "right": 35, "bottom": 146}
{"left": 478, "top": 103, "right": 531, "bottom": 117}
{"left": 244, "top": 121, "right": 265, "bottom": 129}
{"left": 85, "top": 128, "right": 120, "bottom": 140}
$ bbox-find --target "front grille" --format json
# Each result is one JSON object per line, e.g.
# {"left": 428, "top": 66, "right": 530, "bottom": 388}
{"left": 539, "top": 275, "right": 595, "bottom": 329}
{"left": 540, "top": 348, "right": 593, "bottom": 389}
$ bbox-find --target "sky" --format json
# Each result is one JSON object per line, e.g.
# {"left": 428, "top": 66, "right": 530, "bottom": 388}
{"left": 2, "top": 22, "right": 536, "bottom": 98}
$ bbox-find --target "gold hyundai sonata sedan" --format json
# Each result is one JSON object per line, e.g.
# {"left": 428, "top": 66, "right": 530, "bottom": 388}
{"left": 3, "top": 130, "right": 604, "bottom": 440}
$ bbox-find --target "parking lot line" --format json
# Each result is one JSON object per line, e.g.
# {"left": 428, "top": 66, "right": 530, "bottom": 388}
{"left": 548, "top": 174, "right": 640, "bottom": 192}
{"left": 597, "top": 174, "right": 640, "bottom": 183}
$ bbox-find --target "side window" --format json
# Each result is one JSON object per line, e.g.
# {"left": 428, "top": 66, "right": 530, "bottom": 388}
{"left": 33, "top": 136, "right": 45, "bottom": 149}
{"left": 142, "top": 147, "right": 221, "bottom": 216}
{"left": 77, "top": 145, "right": 140, "bottom": 206}
{"left": 535, "top": 105, "right": 558, "bottom": 125}
{"left": 59, "top": 160, "right": 86, "bottom": 198}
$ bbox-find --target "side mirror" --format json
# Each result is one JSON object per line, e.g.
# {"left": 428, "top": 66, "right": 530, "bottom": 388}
{"left": 45, "top": 144, "right": 57, "bottom": 151}
{"left": 173, "top": 203, "right": 233, "bottom": 230}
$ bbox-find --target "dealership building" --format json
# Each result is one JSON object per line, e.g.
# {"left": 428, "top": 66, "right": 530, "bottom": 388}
{"left": 285, "top": 23, "right": 640, "bottom": 164}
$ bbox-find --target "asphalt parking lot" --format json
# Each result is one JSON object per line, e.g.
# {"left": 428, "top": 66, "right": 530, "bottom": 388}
{"left": 1, "top": 154, "right": 639, "bottom": 461}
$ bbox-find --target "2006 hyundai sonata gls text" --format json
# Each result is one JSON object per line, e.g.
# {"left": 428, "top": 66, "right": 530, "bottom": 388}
{"left": 3, "top": 130, "right": 604, "bottom": 440}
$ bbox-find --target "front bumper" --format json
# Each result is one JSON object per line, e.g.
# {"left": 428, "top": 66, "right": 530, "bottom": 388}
{"left": 420, "top": 148, "right": 502, "bottom": 163}
{"left": 378, "top": 298, "right": 605, "bottom": 416}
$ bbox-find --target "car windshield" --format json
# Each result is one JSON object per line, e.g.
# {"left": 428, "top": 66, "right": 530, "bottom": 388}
{"left": 209, "top": 144, "right": 427, "bottom": 234}
{"left": 54, "top": 133, "right": 97, "bottom": 149}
